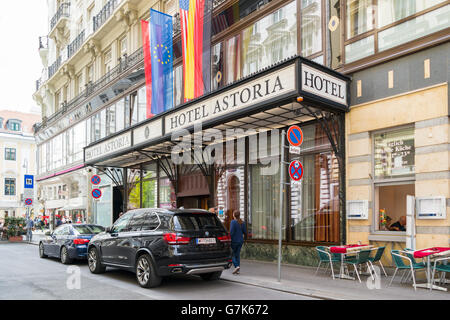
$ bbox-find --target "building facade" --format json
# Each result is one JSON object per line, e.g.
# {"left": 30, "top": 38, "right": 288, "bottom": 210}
{"left": 33, "top": 0, "right": 449, "bottom": 267}
{"left": 0, "top": 111, "right": 41, "bottom": 219}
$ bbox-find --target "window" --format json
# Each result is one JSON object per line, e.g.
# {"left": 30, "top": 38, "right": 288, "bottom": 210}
{"left": 104, "top": 49, "right": 113, "bottom": 74}
{"left": 226, "top": 1, "right": 297, "bottom": 84}
{"left": 374, "top": 127, "right": 415, "bottom": 180}
{"left": 119, "top": 36, "right": 127, "bottom": 57}
{"left": 4, "top": 178, "right": 15, "bottom": 196}
{"left": 301, "top": 0, "right": 322, "bottom": 57}
{"left": 377, "top": 0, "right": 446, "bottom": 28}
{"left": 174, "top": 65, "right": 183, "bottom": 106}
{"left": 0, "top": 118, "right": 3, "bottom": 129}
{"left": 116, "top": 99, "right": 125, "bottom": 132}
{"left": 111, "top": 212, "right": 132, "bottom": 233}
{"left": 5, "top": 148, "right": 16, "bottom": 161}
{"left": 346, "top": 0, "right": 374, "bottom": 39}
{"left": 128, "top": 211, "right": 146, "bottom": 231}
{"left": 211, "top": 43, "right": 223, "bottom": 91}
{"left": 106, "top": 104, "right": 116, "bottom": 136}
{"left": 137, "top": 86, "right": 147, "bottom": 121}
{"left": 142, "top": 212, "right": 160, "bottom": 231}
{"left": 7, "top": 120, "right": 21, "bottom": 131}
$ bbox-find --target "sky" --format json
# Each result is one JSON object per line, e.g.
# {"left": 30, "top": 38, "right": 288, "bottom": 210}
{"left": 0, "top": 1, "right": 48, "bottom": 114}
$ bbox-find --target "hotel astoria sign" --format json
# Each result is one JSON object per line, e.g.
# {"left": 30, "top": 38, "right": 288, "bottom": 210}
{"left": 85, "top": 131, "right": 132, "bottom": 162}
{"left": 165, "top": 64, "right": 297, "bottom": 133}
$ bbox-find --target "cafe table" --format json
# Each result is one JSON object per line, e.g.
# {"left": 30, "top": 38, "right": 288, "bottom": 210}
{"left": 412, "top": 247, "right": 450, "bottom": 291}
{"left": 329, "top": 244, "right": 373, "bottom": 280}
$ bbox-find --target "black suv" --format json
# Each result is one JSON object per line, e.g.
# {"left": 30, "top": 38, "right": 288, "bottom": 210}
{"left": 87, "top": 208, "right": 232, "bottom": 288}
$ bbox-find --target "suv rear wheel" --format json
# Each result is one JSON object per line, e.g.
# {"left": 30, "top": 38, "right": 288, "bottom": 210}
{"left": 136, "top": 254, "right": 162, "bottom": 288}
{"left": 200, "top": 271, "right": 222, "bottom": 281}
{"left": 88, "top": 247, "right": 106, "bottom": 274}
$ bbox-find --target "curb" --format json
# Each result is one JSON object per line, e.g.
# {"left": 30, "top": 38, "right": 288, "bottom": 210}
{"left": 220, "top": 276, "right": 353, "bottom": 300}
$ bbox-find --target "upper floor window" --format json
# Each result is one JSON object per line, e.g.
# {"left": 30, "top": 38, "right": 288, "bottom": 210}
{"left": 4, "top": 178, "right": 16, "bottom": 196}
{"left": 6, "top": 119, "right": 21, "bottom": 131}
{"left": 5, "top": 148, "right": 16, "bottom": 161}
{"left": 346, "top": 0, "right": 374, "bottom": 39}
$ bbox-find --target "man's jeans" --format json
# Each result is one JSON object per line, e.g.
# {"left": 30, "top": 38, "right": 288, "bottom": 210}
{"left": 26, "top": 229, "right": 32, "bottom": 242}
{"left": 231, "top": 242, "right": 243, "bottom": 268}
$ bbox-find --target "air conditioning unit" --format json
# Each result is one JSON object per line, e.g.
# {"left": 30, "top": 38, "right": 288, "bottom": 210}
{"left": 416, "top": 196, "right": 446, "bottom": 219}
{"left": 346, "top": 200, "right": 369, "bottom": 220}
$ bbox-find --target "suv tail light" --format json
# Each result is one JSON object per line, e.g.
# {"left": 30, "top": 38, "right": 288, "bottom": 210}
{"left": 163, "top": 233, "right": 191, "bottom": 245}
{"left": 73, "top": 238, "right": 90, "bottom": 245}
{"left": 217, "top": 234, "right": 231, "bottom": 242}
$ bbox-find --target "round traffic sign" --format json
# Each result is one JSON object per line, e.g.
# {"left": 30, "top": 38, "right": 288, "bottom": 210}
{"left": 25, "top": 198, "right": 32, "bottom": 206}
{"left": 287, "top": 125, "right": 303, "bottom": 147}
{"left": 91, "top": 175, "right": 101, "bottom": 185}
{"left": 92, "top": 188, "right": 102, "bottom": 199}
{"left": 289, "top": 160, "right": 304, "bottom": 181}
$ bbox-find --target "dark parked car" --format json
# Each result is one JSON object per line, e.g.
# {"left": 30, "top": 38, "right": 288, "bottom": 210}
{"left": 39, "top": 224, "right": 105, "bottom": 264}
{"left": 87, "top": 208, "right": 232, "bottom": 288}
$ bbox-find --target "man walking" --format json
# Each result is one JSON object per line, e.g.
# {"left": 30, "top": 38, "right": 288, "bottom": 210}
{"left": 26, "top": 216, "right": 34, "bottom": 243}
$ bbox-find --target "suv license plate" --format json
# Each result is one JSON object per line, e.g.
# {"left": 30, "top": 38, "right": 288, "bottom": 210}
{"left": 196, "top": 238, "right": 216, "bottom": 244}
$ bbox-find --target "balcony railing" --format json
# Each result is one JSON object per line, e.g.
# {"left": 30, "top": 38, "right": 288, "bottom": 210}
{"left": 35, "top": 46, "right": 144, "bottom": 134}
{"left": 67, "top": 30, "right": 85, "bottom": 59}
{"left": 48, "top": 55, "right": 62, "bottom": 79}
{"left": 50, "top": 2, "right": 70, "bottom": 31}
{"left": 93, "top": 0, "right": 118, "bottom": 33}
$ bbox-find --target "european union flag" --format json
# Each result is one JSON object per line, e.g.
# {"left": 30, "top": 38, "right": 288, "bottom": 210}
{"left": 150, "top": 9, "right": 173, "bottom": 114}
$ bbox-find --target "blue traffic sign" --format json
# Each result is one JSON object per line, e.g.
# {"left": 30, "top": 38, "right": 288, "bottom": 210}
{"left": 289, "top": 160, "right": 304, "bottom": 181}
{"left": 91, "top": 175, "right": 101, "bottom": 185}
{"left": 287, "top": 125, "right": 303, "bottom": 147}
{"left": 24, "top": 175, "right": 34, "bottom": 189}
{"left": 92, "top": 188, "right": 102, "bottom": 199}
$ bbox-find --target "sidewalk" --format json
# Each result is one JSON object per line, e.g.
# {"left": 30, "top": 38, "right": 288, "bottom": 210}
{"left": 221, "top": 259, "right": 450, "bottom": 300}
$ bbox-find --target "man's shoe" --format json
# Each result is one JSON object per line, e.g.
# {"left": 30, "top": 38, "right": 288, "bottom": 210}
{"left": 232, "top": 267, "right": 240, "bottom": 275}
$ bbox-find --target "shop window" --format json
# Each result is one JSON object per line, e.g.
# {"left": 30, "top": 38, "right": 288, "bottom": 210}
{"left": 174, "top": 65, "right": 183, "bottom": 106}
{"left": 374, "top": 127, "right": 414, "bottom": 180}
{"left": 346, "top": 0, "right": 374, "bottom": 39}
{"left": 106, "top": 104, "right": 116, "bottom": 136}
{"left": 5, "top": 148, "right": 16, "bottom": 161}
{"left": 4, "top": 178, "right": 16, "bottom": 196}
{"left": 248, "top": 163, "right": 284, "bottom": 240}
{"left": 211, "top": 43, "right": 223, "bottom": 91}
{"left": 375, "top": 183, "right": 414, "bottom": 232}
{"left": 216, "top": 167, "right": 245, "bottom": 231}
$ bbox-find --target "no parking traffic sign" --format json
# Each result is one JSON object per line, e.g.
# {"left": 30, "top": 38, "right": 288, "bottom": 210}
{"left": 25, "top": 198, "right": 33, "bottom": 206}
{"left": 287, "top": 125, "right": 303, "bottom": 147}
{"left": 92, "top": 188, "right": 102, "bottom": 199}
{"left": 289, "top": 160, "right": 303, "bottom": 181}
{"left": 91, "top": 175, "right": 101, "bottom": 185}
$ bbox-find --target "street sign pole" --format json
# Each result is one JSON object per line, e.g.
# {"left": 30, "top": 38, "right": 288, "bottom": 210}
{"left": 278, "top": 130, "right": 286, "bottom": 283}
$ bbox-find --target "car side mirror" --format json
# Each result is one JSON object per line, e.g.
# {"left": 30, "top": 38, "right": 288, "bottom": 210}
{"left": 105, "top": 226, "right": 111, "bottom": 233}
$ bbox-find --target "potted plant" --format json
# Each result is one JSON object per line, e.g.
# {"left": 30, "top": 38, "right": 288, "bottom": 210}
{"left": 4, "top": 217, "right": 26, "bottom": 242}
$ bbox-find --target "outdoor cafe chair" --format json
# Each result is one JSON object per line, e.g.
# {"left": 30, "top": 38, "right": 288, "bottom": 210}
{"left": 315, "top": 246, "right": 341, "bottom": 279}
{"left": 430, "top": 256, "right": 450, "bottom": 291}
{"left": 368, "top": 246, "right": 387, "bottom": 277}
{"left": 389, "top": 250, "right": 426, "bottom": 291}
{"left": 343, "top": 249, "right": 375, "bottom": 283}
